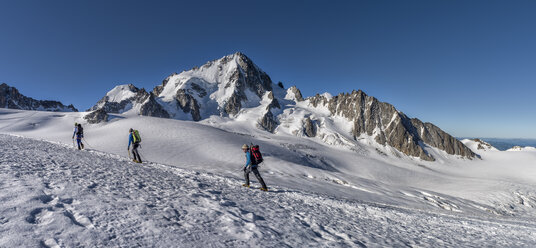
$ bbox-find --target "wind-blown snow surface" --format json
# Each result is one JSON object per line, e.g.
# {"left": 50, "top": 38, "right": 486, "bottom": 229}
{"left": 1, "top": 108, "right": 536, "bottom": 246}
{"left": 2, "top": 135, "right": 536, "bottom": 247}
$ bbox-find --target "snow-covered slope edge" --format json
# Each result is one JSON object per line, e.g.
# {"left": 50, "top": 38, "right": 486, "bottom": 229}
{"left": 2, "top": 134, "right": 536, "bottom": 247}
{"left": 2, "top": 108, "right": 536, "bottom": 219}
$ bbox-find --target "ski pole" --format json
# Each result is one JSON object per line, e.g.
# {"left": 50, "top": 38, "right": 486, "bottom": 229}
{"left": 139, "top": 152, "right": 148, "bottom": 164}
{"left": 127, "top": 148, "right": 132, "bottom": 159}
{"left": 82, "top": 138, "right": 93, "bottom": 148}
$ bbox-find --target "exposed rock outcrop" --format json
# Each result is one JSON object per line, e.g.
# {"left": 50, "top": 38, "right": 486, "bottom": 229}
{"left": 139, "top": 93, "right": 170, "bottom": 118}
{"left": 303, "top": 117, "right": 317, "bottom": 137}
{"left": 308, "top": 90, "right": 477, "bottom": 161}
{"left": 472, "top": 139, "right": 495, "bottom": 150}
{"left": 411, "top": 119, "right": 475, "bottom": 158}
{"left": 0, "top": 83, "right": 78, "bottom": 112}
{"left": 260, "top": 111, "right": 277, "bottom": 133}
{"left": 84, "top": 108, "right": 108, "bottom": 124}
{"left": 258, "top": 91, "right": 281, "bottom": 133}
{"left": 287, "top": 86, "right": 304, "bottom": 102}
{"left": 89, "top": 84, "right": 149, "bottom": 113}
{"left": 221, "top": 53, "right": 274, "bottom": 116}
{"left": 175, "top": 89, "right": 201, "bottom": 121}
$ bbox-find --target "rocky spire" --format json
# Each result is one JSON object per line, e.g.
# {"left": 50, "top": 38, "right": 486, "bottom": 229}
{"left": 286, "top": 86, "right": 304, "bottom": 102}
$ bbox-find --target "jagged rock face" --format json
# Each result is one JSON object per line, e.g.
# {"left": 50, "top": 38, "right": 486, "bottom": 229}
{"left": 308, "top": 90, "right": 476, "bottom": 161}
{"left": 309, "top": 94, "right": 330, "bottom": 107}
{"left": 0, "top": 83, "right": 77, "bottom": 112}
{"left": 235, "top": 52, "right": 273, "bottom": 96}
{"left": 84, "top": 108, "right": 108, "bottom": 124}
{"left": 258, "top": 92, "right": 281, "bottom": 132}
{"left": 224, "top": 89, "right": 244, "bottom": 116}
{"left": 175, "top": 89, "right": 201, "bottom": 121}
{"left": 411, "top": 119, "right": 476, "bottom": 158}
{"left": 260, "top": 111, "right": 277, "bottom": 133}
{"left": 303, "top": 117, "right": 317, "bottom": 137}
{"left": 472, "top": 139, "right": 495, "bottom": 150}
{"left": 89, "top": 84, "right": 149, "bottom": 113}
{"left": 266, "top": 92, "right": 281, "bottom": 110}
{"left": 147, "top": 53, "right": 275, "bottom": 119}
{"left": 139, "top": 93, "right": 170, "bottom": 118}
{"left": 221, "top": 53, "right": 274, "bottom": 116}
{"left": 287, "top": 86, "right": 304, "bottom": 102}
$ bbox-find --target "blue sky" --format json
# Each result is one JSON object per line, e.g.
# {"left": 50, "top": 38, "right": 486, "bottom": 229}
{"left": 1, "top": 0, "right": 535, "bottom": 138}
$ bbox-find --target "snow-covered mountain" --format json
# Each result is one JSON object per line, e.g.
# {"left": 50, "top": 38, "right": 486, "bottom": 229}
{"left": 89, "top": 84, "right": 149, "bottom": 114}
{"left": 0, "top": 83, "right": 77, "bottom": 112}
{"left": 508, "top": 146, "right": 536, "bottom": 152}
{"left": 295, "top": 90, "right": 476, "bottom": 161}
{"left": 88, "top": 52, "right": 476, "bottom": 162}
{"left": 462, "top": 138, "right": 500, "bottom": 152}
{"left": 88, "top": 53, "right": 279, "bottom": 128}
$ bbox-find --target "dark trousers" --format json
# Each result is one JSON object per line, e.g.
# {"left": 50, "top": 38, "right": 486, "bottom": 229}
{"left": 76, "top": 137, "right": 84, "bottom": 150}
{"left": 244, "top": 166, "right": 267, "bottom": 188}
{"left": 131, "top": 143, "right": 142, "bottom": 162}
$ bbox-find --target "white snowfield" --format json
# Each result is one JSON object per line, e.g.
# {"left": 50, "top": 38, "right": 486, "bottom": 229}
{"left": 1, "top": 108, "right": 536, "bottom": 247}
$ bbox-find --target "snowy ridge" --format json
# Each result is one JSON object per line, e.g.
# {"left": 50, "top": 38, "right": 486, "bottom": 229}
{"left": 462, "top": 138, "right": 499, "bottom": 152}
{"left": 105, "top": 84, "right": 138, "bottom": 103}
{"left": 89, "top": 84, "right": 149, "bottom": 115}
{"left": 507, "top": 146, "right": 536, "bottom": 152}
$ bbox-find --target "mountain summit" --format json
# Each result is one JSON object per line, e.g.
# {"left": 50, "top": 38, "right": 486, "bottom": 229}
{"left": 88, "top": 52, "right": 477, "bottom": 161}
{"left": 152, "top": 52, "right": 275, "bottom": 120}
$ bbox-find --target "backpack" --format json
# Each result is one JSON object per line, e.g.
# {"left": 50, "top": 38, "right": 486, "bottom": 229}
{"left": 76, "top": 126, "right": 83, "bottom": 136}
{"left": 133, "top": 130, "right": 142, "bottom": 143}
{"left": 250, "top": 145, "right": 263, "bottom": 165}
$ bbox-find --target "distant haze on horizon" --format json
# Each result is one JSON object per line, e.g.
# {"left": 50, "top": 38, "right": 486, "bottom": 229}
{"left": 1, "top": 0, "right": 535, "bottom": 139}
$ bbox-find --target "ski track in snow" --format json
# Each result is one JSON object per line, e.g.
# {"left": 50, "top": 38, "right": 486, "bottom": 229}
{"left": 1, "top": 134, "right": 536, "bottom": 247}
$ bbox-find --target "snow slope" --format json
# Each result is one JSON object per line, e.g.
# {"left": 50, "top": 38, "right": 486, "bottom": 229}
{"left": 1, "top": 108, "right": 536, "bottom": 246}
{"left": 2, "top": 134, "right": 536, "bottom": 247}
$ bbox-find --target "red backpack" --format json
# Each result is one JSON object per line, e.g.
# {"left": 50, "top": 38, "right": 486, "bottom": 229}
{"left": 250, "top": 145, "right": 263, "bottom": 165}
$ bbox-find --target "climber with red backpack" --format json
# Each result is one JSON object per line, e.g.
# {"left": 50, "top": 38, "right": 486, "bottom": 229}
{"left": 242, "top": 144, "right": 268, "bottom": 191}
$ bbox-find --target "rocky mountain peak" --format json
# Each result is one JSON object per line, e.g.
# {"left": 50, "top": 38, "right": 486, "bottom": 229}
{"left": 307, "top": 88, "right": 477, "bottom": 161}
{"left": 89, "top": 84, "right": 149, "bottom": 113}
{"left": 286, "top": 86, "right": 304, "bottom": 102}
{"left": 151, "top": 52, "right": 275, "bottom": 119}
